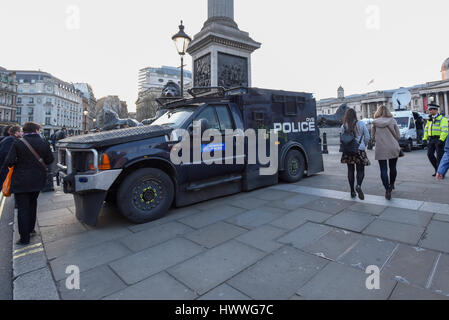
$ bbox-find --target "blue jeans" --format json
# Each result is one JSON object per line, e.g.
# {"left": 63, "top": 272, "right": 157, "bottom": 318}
{"left": 378, "top": 158, "right": 398, "bottom": 190}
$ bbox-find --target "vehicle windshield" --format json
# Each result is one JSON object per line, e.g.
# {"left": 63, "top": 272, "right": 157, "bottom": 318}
{"left": 395, "top": 117, "right": 409, "bottom": 129}
{"left": 151, "top": 107, "right": 196, "bottom": 128}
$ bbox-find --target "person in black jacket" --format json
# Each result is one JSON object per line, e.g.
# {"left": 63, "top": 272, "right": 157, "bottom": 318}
{"left": 0, "top": 126, "right": 23, "bottom": 185}
{"left": 5, "top": 122, "right": 54, "bottom": 245}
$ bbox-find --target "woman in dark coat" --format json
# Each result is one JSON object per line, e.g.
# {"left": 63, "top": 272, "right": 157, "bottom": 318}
{"left": 5, "top": 122, "right": 54, "bottom": 245}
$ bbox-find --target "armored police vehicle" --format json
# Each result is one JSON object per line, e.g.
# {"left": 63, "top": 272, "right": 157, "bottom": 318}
{"left": 57, "top": 87, "right": 324, "bottom": 226}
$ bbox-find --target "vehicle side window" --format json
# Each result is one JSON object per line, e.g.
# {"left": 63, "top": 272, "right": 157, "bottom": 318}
{"left": 215, "top": 105, "right": 234, "bottom": 131}
{"left": 194, "top": 107, "right": 220, "bottom": 130}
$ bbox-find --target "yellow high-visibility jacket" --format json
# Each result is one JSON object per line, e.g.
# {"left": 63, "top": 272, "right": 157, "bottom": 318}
{"left": 424, "top": 114, "right": 448, "bottom": 142}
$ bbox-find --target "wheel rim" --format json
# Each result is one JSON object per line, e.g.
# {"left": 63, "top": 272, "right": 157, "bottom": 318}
{"left": 289, "top": 157, "right": 300, "bottom": 176}
{"left": 132, "top": 178, "right": 164, "bottom": 211}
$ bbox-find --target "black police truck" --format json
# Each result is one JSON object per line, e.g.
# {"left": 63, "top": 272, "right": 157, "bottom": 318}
{"left": 57, "top": 87, "right": 324, "bottom": 226}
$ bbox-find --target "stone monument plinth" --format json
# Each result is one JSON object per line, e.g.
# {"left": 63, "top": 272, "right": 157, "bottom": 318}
{"left": 187, "top": 0, "right": 261, "bottom": 88}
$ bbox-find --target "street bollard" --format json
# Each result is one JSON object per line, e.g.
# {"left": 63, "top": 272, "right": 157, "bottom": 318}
{"left": 322, "top": 132, "right": 329, "bottom": 154}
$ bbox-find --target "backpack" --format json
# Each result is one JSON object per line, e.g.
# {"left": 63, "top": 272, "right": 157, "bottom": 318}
{"left": 340, "top": 125, "right": 365, "bottom": 156}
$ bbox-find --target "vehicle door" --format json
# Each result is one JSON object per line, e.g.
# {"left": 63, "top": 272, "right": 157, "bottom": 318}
{"left": 186, "top": 104, "right": 242, "bottom": 182}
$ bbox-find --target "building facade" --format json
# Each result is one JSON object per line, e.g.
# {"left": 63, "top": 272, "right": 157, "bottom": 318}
{"left": 0, "top": 67, "right": 18, "bottom": 126}
{"left": 74, "top": 83, "right": 97, "bottom": 132}
{"left": 138, "top": 66, "right": 192, "bottom": 93}
{"left": 13, "top": 70, "right": 83, "bottom": 137}
{"left": 317, "top": 57, "right": 449, "bottom": 119}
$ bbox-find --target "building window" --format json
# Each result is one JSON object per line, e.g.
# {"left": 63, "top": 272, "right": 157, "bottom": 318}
{"left": 28, "top": 116, "right": 33, "bottom": 122}
{"left": 45, "top": 117, "right": 51, "bottom": 125}
{"left": 17, "top": 97, "right": 22, "bottom": 104}
{"left": 29, "top": 97, "right": 34, "bottom": 104}
{"left": 158, "top": 79, "right": 164, "bottom": 83}
{"left": 28, "top": 107, "right": 34, "bottom": 115}
{"left": 16, "top": 117, "right": 21, "bottom": 124}
{"left": 17, "top": 107, "right": 21, "bottom": 115}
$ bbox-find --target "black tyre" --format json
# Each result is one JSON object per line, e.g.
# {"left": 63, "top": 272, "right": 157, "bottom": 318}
{"left": 280, "top": 150, "right": 305, "bottom": 183}
{"left": 117, "top": 168, "right": 174, "bottom": 224}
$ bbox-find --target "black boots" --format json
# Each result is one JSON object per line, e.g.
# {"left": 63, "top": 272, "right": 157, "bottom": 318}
{"left": 385, "top": 188, "right": 392, "bottom": 200}
{"left": 355, "top": 185, "right": 365, "bottom": 200}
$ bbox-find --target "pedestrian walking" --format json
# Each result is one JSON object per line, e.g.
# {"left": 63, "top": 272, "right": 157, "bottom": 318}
{"left": 372, "top": 105, "right": 401, "bottom": 200}
{"left": 0, "top": 126, "right": 23, "bottom": 185}
{"left": 4, "top": 122, "right": 54, "bottom": 245}
{"left": 436, "top": 138, "right": 449, "bottom": 181}
{"left": 340, "top": 108, "right": 371, "bottom": 200}
{"left": 424, "top": 104, "right": 448, "bottom": 177}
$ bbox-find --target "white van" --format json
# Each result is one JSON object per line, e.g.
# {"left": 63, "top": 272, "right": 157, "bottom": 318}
{"left": 392, "top": 111, "right": 427, "bottom": 152}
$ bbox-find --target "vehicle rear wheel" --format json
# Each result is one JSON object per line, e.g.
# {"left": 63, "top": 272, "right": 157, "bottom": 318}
{"left": 117, "top": 168, "right": 174, "bottom": 224}
{"left": 280, "top": 150, "right": 305, "bottom": 183}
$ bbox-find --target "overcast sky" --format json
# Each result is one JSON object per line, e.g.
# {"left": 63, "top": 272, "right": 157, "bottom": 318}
{"left": 1, "top": 0, "right": 448, "bottom": 111}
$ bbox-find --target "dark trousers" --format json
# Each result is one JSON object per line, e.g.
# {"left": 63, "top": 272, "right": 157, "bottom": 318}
{"left": 15, "top": 192, "right": 40, "bottom": 243}
{"left": 427, "top": 137, "right": 445, "bottom": 172}
{"left": 347, "top": 163, "right": 365, "bottom": 191}
{"left": 378, "top": 158, "right": 398, "bottom": 190}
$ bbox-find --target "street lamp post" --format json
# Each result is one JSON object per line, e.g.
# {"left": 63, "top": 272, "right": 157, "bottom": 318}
{"left": 172, "top": 21, "right": 191, "bottom": 98}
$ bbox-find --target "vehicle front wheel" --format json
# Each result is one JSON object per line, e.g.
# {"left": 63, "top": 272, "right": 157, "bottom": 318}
{"left": 117, "top": 168, "right": 174, "bottom": 224}
{"left": 280, "top": 150, "right": 305, "bottom": 183}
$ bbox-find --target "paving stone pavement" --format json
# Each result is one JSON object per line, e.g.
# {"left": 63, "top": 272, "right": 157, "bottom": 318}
{"left": 11, "top": 163, "right": 449, "bottom": 300}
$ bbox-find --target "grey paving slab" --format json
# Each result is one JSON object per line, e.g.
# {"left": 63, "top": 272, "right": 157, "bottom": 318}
{"left": 38, "top": 200, "right": 75, "bottom": 213}
{"left": 277, "top": 222, "right": 332, "bottom": 250}
{"left": 128, "top": 207, "right": 202, "bottom": 233}
{"left": 37, "top": 208, "right": 73, "bottom": 221}
{"left": 420, "top": 220, "right": 449, "bottom": 253}
{"left": 383, "top": 245, "right": 439, "bottom": 288}
{"left": 179, "top": 205, "right": 246, "bottom": 229}
{"left": 104, "top": 272, "right": 197, "bottom": 300}
{"left": 13, "top": 267, "right": 60, "bottom": 300}
{"left": 250, "top": 189, "right": 297, "bottom": 201}
{"left": 363, "top": 219, "right": 425, "bottom": 245}
{"left": 198, "top": 284, "right": 251, "bottom": 300}
{"left": 228, "top": 197, "right": 270, "bottom": 210}
{"left": 120, "top": 222, "right": 194, "bottom": 252}
{"left": 297, "top": 262, "right": 396, "bottom": 300}
{"left": 390, "top": 283, "right": 449, "bottom": 300}
{"left": 13, "top": 244, "right": 47, "bottom": 277}
{"left": 266, "top": 194, "right": 318, "bottom": 211}
{"left": 379, "top": 207, "right": 433, "bottom": 227}
{"left": 50, "top": 241, "right": 132, "bottom": 281}
{"left": 40, "top": 222, "right": 88, "bottom": 244}
{"left": 57, "top": 265, "right": 126, "bottom": 300}
{"left": 227, "top": 246, "right": 328, "bottom": 300}
{"left": 325, "top": 210, "right": 376, "bottom": 233}
{"left": 347, "top": 203, "right": 386, "bottom": 216}
{"left": 430, "top": 254, "right": 449, "bottom": 295}
{"left": 191, "top": 198, "right": 231, "bottom": 211}
{"left": 226, "top": 207, "right": 286, "bottom": 229}
{"left": 167, "top": 241, "right": 265, "bottom": 295}
{"left": 44, "top": 227, "right": 133, "bottom": 260}
{"left": 184, "top": 222, "right": 247, "bottom": 249}
{"left": 110, "top": 238, "right": 203, "bottom": 285}
{"left": 235, "top": 225, "right": 287, "bottom": 253}
{"left": 433, "top": 214, "right": 449, "bottom": 223}
{"left": 338, "top": 236, "right": 397, "bottom": 271}
{"left": 38, "top": 213, "right": 80, "bottom": 228}
{"left": 270, "top": 208, "right": 332, "bottom": 230}
{"left": 302, "top": 229, "right": 361, "bottom": 261}
{"left": 420, "top": 202, "right": 449, "bottom": 215}
{"left": 302, "top": 198, "right": 353, "bottom": 215}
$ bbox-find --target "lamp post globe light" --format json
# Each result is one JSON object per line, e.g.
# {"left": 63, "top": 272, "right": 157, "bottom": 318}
{"left": 172, "top": 21, "right": 191, "bottom": 98}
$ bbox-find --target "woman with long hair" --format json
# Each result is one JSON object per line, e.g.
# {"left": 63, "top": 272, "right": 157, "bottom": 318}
{"left": 340, "top": 108, "right": 370, "bottom": 200}
{"left": 372, "top": 105, "right": 401, "bottom": 200}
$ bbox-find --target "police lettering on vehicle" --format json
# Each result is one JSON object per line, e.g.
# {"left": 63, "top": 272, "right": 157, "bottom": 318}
{"left": 273, "top": 118, "right": 316, "bottom": 134}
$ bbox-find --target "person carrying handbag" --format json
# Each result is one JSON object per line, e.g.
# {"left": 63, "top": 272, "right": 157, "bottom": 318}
{"left": 4, "top": 122, "right": 54, "bottom": 245}
{"left": 340, "top": 108, "right": 371, "bottom": 200}
{"left": 372, "top": 105, "right": 401, "bottom": 200}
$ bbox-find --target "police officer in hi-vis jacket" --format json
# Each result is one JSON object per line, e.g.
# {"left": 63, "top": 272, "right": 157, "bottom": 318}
{"left": 424, "top": 104, "right": 448, "bottom": 177}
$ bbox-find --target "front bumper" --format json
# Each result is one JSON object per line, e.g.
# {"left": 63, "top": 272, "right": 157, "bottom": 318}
{"left": 60, "top": 169, "right": 123, "bottom": 193}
